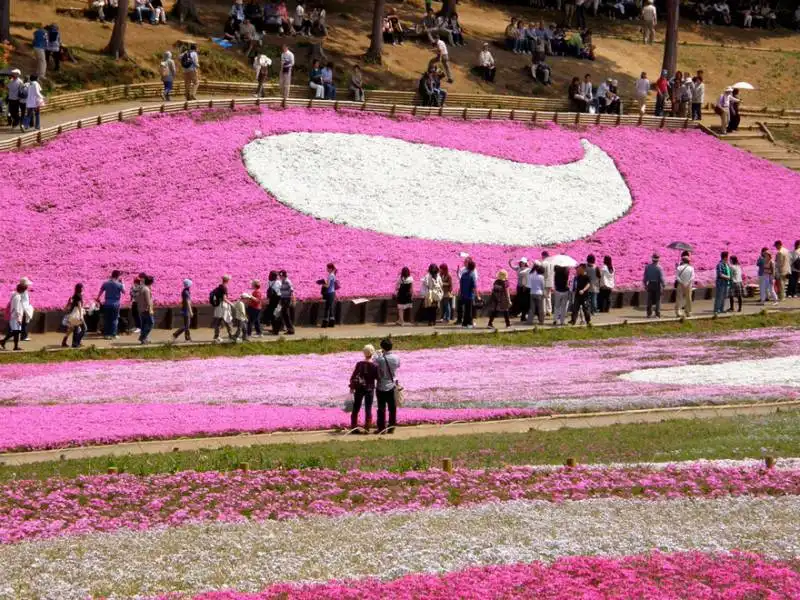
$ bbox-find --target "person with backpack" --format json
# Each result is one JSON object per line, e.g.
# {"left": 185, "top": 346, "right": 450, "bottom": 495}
{"left": 21, "top": 75, "right": 45, "bottom": 132}
{"left": 210, "top": 275, "right": 234, "bottom": 342}
{"left": 181, "top": 44, "right": 200, "bottom": 101}
{"left": 45, "top": 25, "right": 61, "bottom": 72}
{"left": 316, "top": 263, "right": 338, "bottom": 328}
{"left": 160, "top": 51, "right": 176, "bottom": 101}
{"left": 349, "top": 344, "right": 379, "bottom": 432}
{"left": 172, "top": 279, "right": 193, "bottom": 342}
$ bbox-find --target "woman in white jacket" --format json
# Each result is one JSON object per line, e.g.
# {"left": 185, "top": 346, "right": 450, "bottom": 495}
{"left": 420, "top": 263, "right": 444, "bottom": 326}
{"left": 22, "top": 75, "right": 45, "bottom": 131}
{"left": 1, "top": 283, "right": 27, "bottom": 351}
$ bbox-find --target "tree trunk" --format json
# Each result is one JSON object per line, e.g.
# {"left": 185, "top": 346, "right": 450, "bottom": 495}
{"left": 365, "top": 0, "right": 385, "bottom": 64}
{"left": 441, "top": 0, "right": 457, "bottom": 17}
{"left": 175, "top": 0, "right": 201, "bottom": 24}
{"left": 105, "top": 0, "right": 129, "bottom": 58}
{"left": 661, "top": 0, "right": 679, "bottom": 75}
{"left": 0, "top": 0, "right": 10, "bottom": 44}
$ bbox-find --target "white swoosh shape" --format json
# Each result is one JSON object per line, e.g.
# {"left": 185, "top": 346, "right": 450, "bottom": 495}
{"left": 243, "top": 133, "right": 632, "bottom": 246}
{"left": 620, "top": 355, "right": 800, "bottom": 387}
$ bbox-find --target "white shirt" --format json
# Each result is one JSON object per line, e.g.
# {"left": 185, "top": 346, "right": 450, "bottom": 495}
{"left": 7, "top": 292, "right": 24, "bottom": 330}
{"left": 26, "top": 81, "right": 44, "bottom": 108}
{"left": 281, "top": 49, "right": 295, "bottom": 69}
{"left": 294, "top": 4, "right": 304, "bottom": 26}
{"left": 600, "top": 265, "right": 615, "bottom": 289}
{"left": 436, "top": 39, "right": 448, "bottom": 58}
{"left": 580, "top": 81, "right": 593, "bottom": 100}
{"left": 676, "top": 263, "right": 695, "bottom": 286}
{"left": 718, "top": 93, "right": 731, "bottom": 110}
{"left": 528, "top": 272, "right": 545, "bottom": 295}
{"left": 479, "top": 50, "right": 495, "bottom": 68}
{"left": 541, "top": 262, "right": 554, "bottom": 288}
{"left": 635, "top": 77, "right": 650, "bottom": 96}
{"left": 641, "top": 4, "right": 657, "bottom": 22}
{"left": 7, "top": 78, "right": 21, "bottom": 101}
{"left": 692, "top": 81, "right": 705, "bottom": 103}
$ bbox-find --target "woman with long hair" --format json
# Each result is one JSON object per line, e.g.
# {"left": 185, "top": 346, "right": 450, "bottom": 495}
{"left": 395, "top": 267, "right": 414, "bottom": 326}
{"left": 61, "top": 283, "right": 86, "bottom": 348}
{"left": 318, "top": 262, "right": 337, "bottom": 328}
{"left": 439, "top": 263, "right": 453, "bottom": 323}
{"left": 420, "top": 263, "right": 443, "bottom": 326}
{"left": 599, "top": 255, "right": 615, "bottom": 313}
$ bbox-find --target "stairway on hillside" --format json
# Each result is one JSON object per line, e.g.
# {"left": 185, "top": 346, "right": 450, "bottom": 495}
{"left": 721, "top": 125, "right": 800, "bottom": 172}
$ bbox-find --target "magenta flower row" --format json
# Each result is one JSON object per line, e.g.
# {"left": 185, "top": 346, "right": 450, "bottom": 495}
{"left": 3, "top": 464, "right": 799, "bottom": 544}
{"left": 1, "top": 108, "right": 797, "bottom": 309}
{"left": 168, "top": 552, "right": 800, "bottom": 599}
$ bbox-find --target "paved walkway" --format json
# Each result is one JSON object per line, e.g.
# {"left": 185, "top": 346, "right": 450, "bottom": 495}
{"left": 10, "top": 297, "right": 800, "bottom": 353}
{"left": 4, "top": 399, "right": 799, "bottom": 465}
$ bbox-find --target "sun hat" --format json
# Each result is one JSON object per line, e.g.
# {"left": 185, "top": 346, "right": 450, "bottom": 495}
{"left": 222, "top": 274, "right": 231, "bottom": 281}
{"left": 498, "top": 270, "right": 508, "bottom": 281}
{"left": 183, "top": 278, "right": 193, "bottom": 288}
{"left": 725, "top": 86, "right": 733, "bottom": 92}
{"left": 11, "top": 68, "right": 21, "bottom": 76}
{"left": 519, "top": 257, "right": 528, "bottom": 264}
{"left": 19, "top": 277, "right": 32, "bottom": 287}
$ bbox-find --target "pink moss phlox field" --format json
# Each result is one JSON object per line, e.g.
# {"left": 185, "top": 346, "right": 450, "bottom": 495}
{"left": 175, "top": 552, "right": 800, "bottom": 599}
{"left": 3, "top": 464, "right": 800, "bottom": 544}
{"left": 1, "top": 108, "right": 798, "bottom": 308}
{"left": 1, "top": 327, "right": 798, "bottom": 451}
{"left": 0, "top": 404, "right": 543, "bottom": 453}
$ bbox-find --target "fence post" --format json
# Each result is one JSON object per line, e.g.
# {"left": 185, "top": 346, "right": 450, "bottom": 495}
{"left": 638, "top": 113, "right": 644, "bottom": 126}
{"left": 574, "top": 112, "right": 580, "bottom": 125}
{"left": 488, "top": 108, "right": 493, "bottom": 120}
{"left": 230, "top": 98, "right": 236, "bottom": 109}
{"left": 660, "top": 116, "right": 666, "bottom": 128}
{"left": 462, "top": 107, "right": 468, "bottom": 120}
{"left": 390, "top": 104, "right": 396, "bottom": 116}
{"left": 138, "top": 106, "right": 144, "bottom": 116}
{"left": 97, "top": 115, "right": 102, "bottom": 125}
{"left": 77, "top": 119, "right": 82, "bottom": 129}
{"left": 553, "top": 112, "right": 558, "bottom": 125}
{"left": 510, "top": 109, "right": 515, "bottom": 121}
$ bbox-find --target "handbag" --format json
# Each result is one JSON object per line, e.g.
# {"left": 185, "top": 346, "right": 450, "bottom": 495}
{"left": 384, "top": 355, "right": 404, "bottom": 408}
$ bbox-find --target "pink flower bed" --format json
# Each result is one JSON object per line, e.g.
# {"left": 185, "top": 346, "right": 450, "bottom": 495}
{"left": 3, "top": 464, "right": 799, "bottom": 544}
{"left": 178, "top": 552, "right": 800, "bottom": 600}
{"left": 1, "top": 327, "right": 797, "bottom": 451}
{"left": 1, "top": 108, "right": 797, "bottom": 309}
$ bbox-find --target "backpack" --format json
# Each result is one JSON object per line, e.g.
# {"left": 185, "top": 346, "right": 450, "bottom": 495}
{"left": 209, "top": 285, "right": 223, "bottom": 307}
{"left": 180, "top": 51, "right": 194, "bottom": 69}
{"left": 159, "top": 61, "right": 170, "bottom": 78}
{"left": 18, "top": 83, "right": 29, "bottom": 100}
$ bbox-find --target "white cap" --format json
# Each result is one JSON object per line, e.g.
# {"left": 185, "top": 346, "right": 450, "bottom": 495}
{"left": 183, "top": 278, "right": 192, "bottom": 288}
{"left": 11, "top": 69, "right": 21, "bottom": 76}
{"left": 519, "top": 257, "right": 528, "bottom": 264}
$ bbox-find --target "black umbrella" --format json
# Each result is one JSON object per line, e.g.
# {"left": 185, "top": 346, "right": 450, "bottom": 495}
{"left": 667, "top": 242, "right": 693, "bottom": 252}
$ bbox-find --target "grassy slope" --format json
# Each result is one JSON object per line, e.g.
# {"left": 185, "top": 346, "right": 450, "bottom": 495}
{"left": 3, "top": 411, "right": 799, "bottom": 482}
{"left": 1, "top": 310, "right": 797, "bottom": 365}
{"left": 8, "top": 0, "right": 800, "bottom": 106}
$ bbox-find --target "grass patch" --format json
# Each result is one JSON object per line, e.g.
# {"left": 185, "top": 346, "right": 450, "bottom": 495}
{"left": 2, "top": 311, "right": 799, "bottom": 365}
{"left": 771, "top": 124, "right": 800, "bottom": 153}
{"left": 3, "top": 411, "right": 799, "bottom": 482}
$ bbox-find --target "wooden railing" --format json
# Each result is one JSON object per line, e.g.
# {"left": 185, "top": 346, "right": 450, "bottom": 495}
{"left": 2, "top": 91, "right": 699, "bottom": 152}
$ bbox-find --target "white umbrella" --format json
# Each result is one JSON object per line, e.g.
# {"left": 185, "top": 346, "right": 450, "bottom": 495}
{"left": 544, "top": 254, "right": 578, "bottom": 268}
{"left": 730, "top": 82, "right": 755, "bottom": 90}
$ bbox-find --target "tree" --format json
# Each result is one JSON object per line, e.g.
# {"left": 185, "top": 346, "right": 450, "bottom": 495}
{"left": 0, "top": 0, "right": 10, "bottom": 44}
{"left": 365, "top": 0, "right": 385, "bottom": 64}
{"left": 105, "top": 0, "right": 129, "bottom": 58}
{"left": 174, "top": 0, "right": 201, "bottom": 24}
{"left": 661, "top": 0, "right": 679, "bottom": 75}
{"left": 440, "top": 0, "right": 457, "bottom": 17}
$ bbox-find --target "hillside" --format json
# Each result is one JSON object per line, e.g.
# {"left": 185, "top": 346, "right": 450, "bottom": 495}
{"left": 6, "top": 0, "right": 800, "bottom": 106}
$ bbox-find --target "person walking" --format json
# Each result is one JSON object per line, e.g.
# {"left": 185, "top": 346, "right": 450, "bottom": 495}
{"left": 789, "top": 240, "right": 800, "bottom": 298}
{"left": 231, "top": 294, "right": 249, "bottom": 342}
{"left": 172, "top": 278, "right": 193, "bottom": 342}
{"left": 728, "top": 256, "right": 744, "bottom": 313}
{"left": 317, "top": 263, "right": 337, "bottom": 328}
{"left": 643, "top": 253, "right": 665, "bottom": 318}
{"left": 349, "top": 344, "right": 379, "bottom": 432}
{"left": 570, "top": 264, "right": 592, "bottom": 325}
{"left": 373, "top": 338, "right": 400, "bottom": 434}
{"left": 6, "top": 69, "right": 23, "bottom": 129}
{"left": 32, "top": 26, "right": 47, "bottom": 79}
{"left": 541, "top": 251, "right": 555, "bottom": 316}
{"left": 181, "top": 44, "right": 200, "bottom": 101}
{"left": 210, "top": 275, "right": 234, "bottom": 342}
{"left": 247, "top": 279, "right": 263, "bottom": 336}
{"left": 552, "top": 265, "right": 570, "bottom": 326}
{"left": 160, "top": 51, "right": 177, "bottom": 101}
{"left": 439, "top": 263, "right": 453, "bottom": 324}
{"left": 254, "top": 54, "right": 271, "bottom": 98}
{"left": 129, "top": 275, "right": 144, "bottom": 334}
{"left": 509, "top": 257, "right": 530, "bottom": 322}
{"left": 420, "top": 264, "right": 443, "bottom": 326}
{"left": 757, "top": 248, "right": 779, "bottom": 305}
{"left": 675, "top": 254, "right": 695, "bottom": 317}
{"left": 713, "top": 251, "right": 732, "bottom": 314}
{"left": 138, "top": 275, "right": 155, "bottom": 344}
{"left": 774, "top": 240, "right": 791, "bottom": 301}
{"left": 717, "top": 87, "right": 732, "bottom": 136}
{"left": 635, "top": 72, "right": 651, "bottom": 115}
{"left": 278, "top": 270, "right": 296, "bottom": 335}
{"left": 641, "top": 0, "right": 657, "bottom": 44}
{"left": 459, "top": 259, "right": 478, "bottom": 328}
{"left": 16, "top": 277, "right": 34, "bottom": 343}
{"left": 1, "top": 283, "right": 27, "bottom": 351}
{"left": 430, "top": 35, "right": 453, "bottom": 83}
{"left": 279, "top": 44, "right": 294, "bottom": 99}
{"left": 45, "top": 24, "right": 62, "bottom": 73}
{"left": 527, "top": 264, "right": 546, "bottom": 325}
{"left": 60, "top": 283, "right": 87, "bottom": 349}
{"left": 96, "top": 270, "right": 125, "bottom": 340}
{"left": 266, "top": 271, "right": 281, "bottom": 334}
{"left": 487, "top": 270, "right": 512, "bottom": 329}
{"left": 599, "top": 255, "right": 615, "bottom": 313}
{"left": 21, "top": 75, "right": 45, "bottom": 132}
{"left": 395, "top": 267, "right": 414, "bottom": 326}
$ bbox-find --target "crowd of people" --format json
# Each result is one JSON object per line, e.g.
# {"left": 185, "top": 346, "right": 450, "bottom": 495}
{"left": 568, "top": 73, "right": 622, "bottom": 113}
{"left": 3, "top": 241, "right": 800, "bottom": 351}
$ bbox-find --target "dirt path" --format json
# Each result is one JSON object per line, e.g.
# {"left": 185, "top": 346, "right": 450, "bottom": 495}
{"left": 3, "top": 400, "right": 798, "bottom": 465}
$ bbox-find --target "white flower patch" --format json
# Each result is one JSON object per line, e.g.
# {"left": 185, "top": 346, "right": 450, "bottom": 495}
{"left": 242, "top": 133, "right": 633, "bottom": 246}
{"left": 2, "top": 497, "right": 799, "bottom": 599}
{"left": 620, "top": 355, "right": 800, "bottom": 387}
